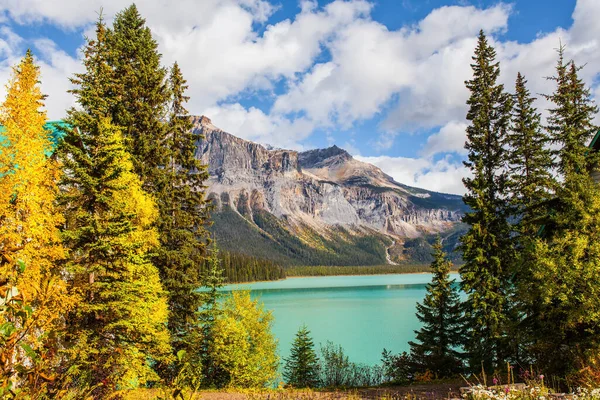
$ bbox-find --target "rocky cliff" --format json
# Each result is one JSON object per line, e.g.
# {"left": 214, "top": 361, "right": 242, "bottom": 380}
{"left": 193, "top": 116, "right": 467, "bottom": 266}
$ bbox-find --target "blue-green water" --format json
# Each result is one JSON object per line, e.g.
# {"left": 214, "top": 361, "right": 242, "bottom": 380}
{"left": 225, "top": 273, "right": 459, "bottom": 367}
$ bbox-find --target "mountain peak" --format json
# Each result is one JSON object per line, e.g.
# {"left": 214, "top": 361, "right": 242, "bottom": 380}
{"left": 298, "top": 145, "right": 352, "bottom": 169}
{"left": 191, "top": 115, "right": 218, "bottom": 130}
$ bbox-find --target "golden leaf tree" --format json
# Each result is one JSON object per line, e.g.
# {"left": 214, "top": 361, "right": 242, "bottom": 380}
{"left": 0, "top": 51, "right": 75, "bottom": 395}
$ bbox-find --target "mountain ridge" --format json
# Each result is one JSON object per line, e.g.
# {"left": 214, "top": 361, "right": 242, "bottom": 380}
{"left": 192, "top": 115, "right": 467, "bottom": 266}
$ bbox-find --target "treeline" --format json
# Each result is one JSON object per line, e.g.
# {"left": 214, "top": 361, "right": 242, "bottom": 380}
{"left": 286, "top": 264, "right": 445, "bottom": 277}
{"left": 0, "top": 5, "right": 280, "bottom": 399}
{"left": 216, "top": 251, "right": 286, "bottom": 283}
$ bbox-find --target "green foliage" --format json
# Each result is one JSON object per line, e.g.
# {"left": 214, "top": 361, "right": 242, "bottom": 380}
{"left": 286, "top": 264, "right": 442, "bottom": 277}
{"left": 381, "top": 349, "right": 413, "bottom": 385}
{"left": 210, "top": 291, "right": 279, "bottom": 388}
{"left": 194, "top": 244, "right": 226, "bottom": 387}
{"left": 104, "top": 4, "right": 213, "bottom": 373}
{"left": 506, "top": 73, "right": 555, "bottom": 235}
{"left": 218, "top": 251, "right": 285, "bottom": 283}
{"left": 284, "top": 325, "right": 321, "bottom": 388}
{"left": 59, "top": 17, "right": 171, "bottom": 395}
{"left": 523, "top": 48, "right": 600, "bottom": 379}
{"left": 155, "top": 61, "right": 212, "bottom": 355}
{"left": 460, "top": 30, "right": 514, "bottom": 372}
{"left": 409, "top": 238, "right": 464, "bottom": 378}
{"left": 318, "top": 341, "right": 385, "bottom": 388}
{"left": 210, "top": 205, "right": 391, "bottom": 266}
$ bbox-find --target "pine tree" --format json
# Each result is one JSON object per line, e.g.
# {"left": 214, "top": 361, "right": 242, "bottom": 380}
{"left": 107, "top": 6, "right": 212, "bottom": 357}
{"left": 460, "top": 30, "right": 514, "bottom": 372}
{"left": 506, "top": 72, "right": 555, "bottom": 235}
{"left": 284, "top": 325, "right": 321, "bottom": 388}
{"left": 106, "top": 4, "right": 169, "bottom": 185}
{"left": 0, "top": 51, "right": 75, "bottom": 394}
{"left": 504, "top": 73, "right": 555, "bottom": 364}
{"left": 526, "top": 49, "right": 600, "bottom": 378}
{"left": 157, "top": 62, "right": 212, "bottom": 353}
{"left": 191, "top": 243, "right": 226, "bottom": 387}
{"left": 59, "top": 18, "right": 171, "bottom": 395}
{"left": 408, "top": 238, "right": 464, "bottom": 378}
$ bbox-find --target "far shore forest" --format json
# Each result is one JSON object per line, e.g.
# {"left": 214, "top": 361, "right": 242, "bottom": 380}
{"left": 3, "top": 4, "right": 600, "bottom": 400}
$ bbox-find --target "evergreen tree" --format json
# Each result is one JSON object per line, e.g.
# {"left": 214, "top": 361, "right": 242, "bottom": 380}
{"left": 0, "top": 51, "right": 75, "bottom": 394}
{"left": 526, "top": 49, "right": 600, "bottom": 378}
{"left": 157, "top": 62, "right": 212, "bottom": 354}
{"left": 506, "top": 72, "right": 555, "bottom": 235}
{"left": 106, "top": 4, "right": 169, "bottom": 184}
{"left": 59, "top": 18, "right": 171, "bottom": 395}
{"left": 460, "top": 30, "right": 513, "bottom": 372}
{"left": 194, "top": 243, "right": 226, "bottom": 387}
{"left": 107, "top": 5, "right": 212, "bottom": 357}
{"left": 504, "top": 73, "right": 555, "bottom": 364}
{"left": 409, "top": 238, "right": 464, "bottom": 378}
{"left": 284, "top": 325, "right": 321, "bottom": 388}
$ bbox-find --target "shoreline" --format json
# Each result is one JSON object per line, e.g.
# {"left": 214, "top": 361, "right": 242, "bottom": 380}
{"left": 225, "top": 267, "right": 462, "bottom": 285}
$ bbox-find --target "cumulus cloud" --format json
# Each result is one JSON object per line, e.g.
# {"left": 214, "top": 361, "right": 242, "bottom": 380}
{"left": 0, "top": 0, "right": 599, "bottom": 194}
{"left": 202, "top": 103, "right": 314, "bottom": 150}
{"left": 357, "top": 154, "right": 470, "bottom": 195}
{"left": 421, "top": 121, "right": 468, "bottom": 158}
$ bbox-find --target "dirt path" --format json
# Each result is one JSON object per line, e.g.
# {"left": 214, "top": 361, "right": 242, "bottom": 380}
{"left": 386, "top": 240, "right": 398, "bottom": 265}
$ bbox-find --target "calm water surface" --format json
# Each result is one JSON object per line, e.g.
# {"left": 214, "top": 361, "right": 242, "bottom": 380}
{"left": 224, "top": 273, "right": 460, "bottom": 366}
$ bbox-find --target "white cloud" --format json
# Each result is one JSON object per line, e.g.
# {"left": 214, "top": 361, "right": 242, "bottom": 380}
{"left": 274, "top": 3, "right": 511, "bottom": 136}
{"left": 357, "top": 154, "right": 469, "bottom": 195}
{"left": 202, "top": 103, "right": 314, "bottom": 150}
{"left": 421, "top": 121, "right": 468, "bottom": 158}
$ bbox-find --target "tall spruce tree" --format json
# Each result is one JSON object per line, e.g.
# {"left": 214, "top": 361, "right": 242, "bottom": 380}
{"left": 107, "top": 5, "right": 212, "bottom": 357}
{"left": 59, "top": 18, "right": 171, "bottom": 395}
{"left": 409, "top": 238, "right": 464, "bottom": 378}
{"left": 158, "top": 62, "right": 212, "bottom": 353}
{"left": 506, "top": 73, "right": 555, "bottom": 234}
{"left": 460, "top": 30, "right": 513, "bottom": 372}
{"left": 526, "top": 49, "right": 600, "bottom": 378}
{"left": 284, "top": 325, "right": 321, "bottom": 388}
{"left": 504, "top": 73, "right": 555, "bottom": 364}
{"left": 106, "top": 4, "right": 169, "bottom": 185}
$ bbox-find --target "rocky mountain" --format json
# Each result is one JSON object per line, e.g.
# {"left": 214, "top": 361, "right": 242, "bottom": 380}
{"left": 193, "top": 115, "right": 467, "bottom": 266}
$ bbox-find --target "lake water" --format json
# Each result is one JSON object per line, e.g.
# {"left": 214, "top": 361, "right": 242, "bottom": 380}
{"left": 224, "top": 273, "right": 460, "bottom": 367}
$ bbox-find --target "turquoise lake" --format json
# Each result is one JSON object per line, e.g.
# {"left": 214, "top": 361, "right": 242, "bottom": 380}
{"left": 224, "top": 273, "right": 460, "bottom": 367}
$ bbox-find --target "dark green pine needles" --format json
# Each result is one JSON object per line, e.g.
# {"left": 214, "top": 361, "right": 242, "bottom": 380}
{"left": 284, "top": 325, "right": 321, "bottom": 388}
{"left": 106, "top": 5, "right": 212, "bottom": 356}
{"left": 459, "top": 30, "right": 514, "bottom": 372}
{"left": 409, "top": 238, "right": 464, "bottom": 378}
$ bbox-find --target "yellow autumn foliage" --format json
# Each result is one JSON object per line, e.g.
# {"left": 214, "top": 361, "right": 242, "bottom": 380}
{"left": 0, "top": 51, "right": 75, "bottom": 389}
{"left": 211, "top": 290, "right": 279, "bottom": 388}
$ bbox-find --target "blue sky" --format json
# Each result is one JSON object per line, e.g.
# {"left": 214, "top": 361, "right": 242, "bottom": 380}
{"left": 0, "top": 0, "right": 598, "bottom": 194}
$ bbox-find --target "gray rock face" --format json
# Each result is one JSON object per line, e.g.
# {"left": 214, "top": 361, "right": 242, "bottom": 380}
{"left": 193, "top": 115, "right": 465, "bottom": 241}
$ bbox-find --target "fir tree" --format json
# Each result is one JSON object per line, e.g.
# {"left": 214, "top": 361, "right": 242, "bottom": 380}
{"left": 409, "top": 238, "right": 464, "bottom": 378}
{"left": 157, "top": 62, "right": 212, "bottom": 354}
{"left": 106, "top": 4, "right": 169, "bottom": 184}
{"left": 194, "top": 243, "right": 226, "bottom": 387}
{"left": 460, "top": 30, "right": 514, "bottom": 372}
{"left": 59, "top": 18, "right": 171, "bottom": 395}
{"left": 527, "top": 49, "right": 600, "bottom": 378}
{"left": 506, "top": 72, "right": 555, "bottom": 235}
{"left": 284, "top": 325, "right": 321, "bottom": 388}
{"left": 504, "top": 73, "right": 555, "bottom": 364}
{"left": 107, "top": 6, "right": 212, "bottom": 358}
